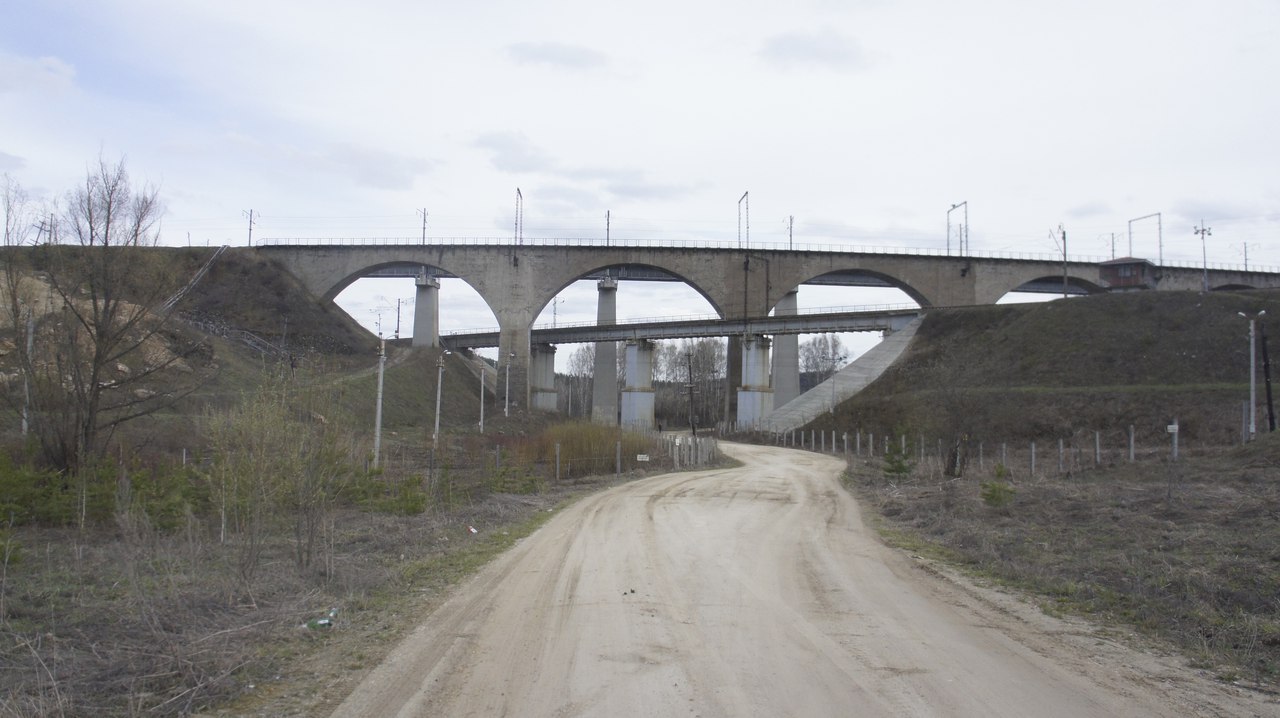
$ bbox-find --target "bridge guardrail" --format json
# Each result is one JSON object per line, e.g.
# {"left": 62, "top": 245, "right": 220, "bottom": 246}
{"left": 253, "top": 236, "right": 1278, "bottom": 274}
{"left": 443, "top": 303, "right": 922, "bottom": 336}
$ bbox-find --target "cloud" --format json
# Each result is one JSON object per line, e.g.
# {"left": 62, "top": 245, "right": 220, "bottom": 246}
{"left": 758, "top": 30, "right": 867, "bottom": 71}
{"left": 0, "top": 150, "right": 26, "bottom": 172}
{"left": 565, "top": 166, "right": 690, "bottom": 202}
{"left": 324, "top": 143, "right": 432, "bottom": 191}
{"left": 1067, "top": 200, "right": 1112, "bottom": 218}
{"left": 1168, "top": 198, "right": 1259, "bottom": 225}
{"left": 223, "top": 132, "right": 430, "bottom": 191}
{"left": 0, "top": 53, "right": 76, "bottom": 94}
{"left": 474, "top": 132, "right": 555, "bottom": 173}
{"left": 506, "top": 42, "right": 608, "bottom": 70}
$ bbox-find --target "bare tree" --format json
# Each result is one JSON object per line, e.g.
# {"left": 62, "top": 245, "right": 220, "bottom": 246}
{"left": 566, "top": 344, "right": 594, "bottom": 418}
{"left": 1, "top": 159, "right": 201, "bottom": 486}
{"left": 800, "top": 334, "right": 849, "bottom": 383}
{"left": 654, "top": 338, "right": 726, "bottom": 430}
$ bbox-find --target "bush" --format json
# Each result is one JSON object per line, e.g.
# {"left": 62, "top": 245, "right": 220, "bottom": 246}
{"left": 980, "top": 481, "right": 1016, "bottom": 509}
{"left": 882, "top": 438, "right": 915, "bottom": 481}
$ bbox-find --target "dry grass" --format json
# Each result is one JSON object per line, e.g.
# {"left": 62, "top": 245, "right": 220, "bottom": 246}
{"left": 845, "top": 431, "right": 1280, "bottom": 687}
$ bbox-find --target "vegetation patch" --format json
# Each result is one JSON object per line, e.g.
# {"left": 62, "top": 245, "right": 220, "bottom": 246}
{"left": 844, "top": 434, "right": 1280, "bottom": 688}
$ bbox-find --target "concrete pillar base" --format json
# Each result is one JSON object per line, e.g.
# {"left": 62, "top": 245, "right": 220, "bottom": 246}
{"left": 412, "top": 273, "right": 440, "bottom": 347}
{"left": 530, "top": 343, "right": 558, "bottom": 412}
{"left": 737, "top": 335, "right": 774, "bottom": 429}
{"left": 592, "top": 277, "right": 619, "bottom": 425}
{"left": 621, "top": 339, "right": 655, "bottom": 429}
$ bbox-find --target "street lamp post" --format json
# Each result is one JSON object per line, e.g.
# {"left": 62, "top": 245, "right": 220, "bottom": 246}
{"left": 1240, "top": 310, "right": 1266, "bottom": 441}
{"left": 738, "top": 191, "right": 749, "bottom": 249}
{"left": 1195, "top": 221, "right": 1212, "bottom": 292}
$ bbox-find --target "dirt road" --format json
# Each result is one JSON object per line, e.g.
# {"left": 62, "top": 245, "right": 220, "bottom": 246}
{"left": 332, "top": 442, "right": 1273, "bottom": 717}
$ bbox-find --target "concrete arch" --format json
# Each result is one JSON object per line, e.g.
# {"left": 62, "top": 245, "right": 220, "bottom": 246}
{"left": 975, "top": 263, "right": 1105, "bottom": 305}
{"left": 770, "top": 267, "right": 929, "bottom": 312}
{"left": 533, "top": 262, "right": 725, "bottom": 321}
{"left": 327, "top": 259, "right": 502, "bottom": 323}
{"left": 997, "top": 274, "right": 1105, "bottom": 301}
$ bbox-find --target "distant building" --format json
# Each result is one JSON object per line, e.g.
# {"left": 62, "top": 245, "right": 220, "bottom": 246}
{"left": 1100, "top": 257, "right": 1157, "bottom": 291}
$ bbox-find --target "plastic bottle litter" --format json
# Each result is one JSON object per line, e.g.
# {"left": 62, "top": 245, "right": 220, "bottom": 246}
{"left": 305, "top": 607, "right": 338, "bottom": 630}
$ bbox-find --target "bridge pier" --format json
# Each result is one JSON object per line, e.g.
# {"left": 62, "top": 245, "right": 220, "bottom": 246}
{"left": 497, "top": 326, "right": 528, "bottom": 416}
{"left": 530, "top": 343, "right": 558, "bottom": 412}
{"left": 772, "top": 290, "right": 800, "bottom": 408}
{"left": 725, "top": 335, "right": 741, "bottom": 427}
{"left": 620, "top": 339, "right": 656, "bottom": 429}
{"left": 737, "top": 335, "right": 774, "bottom": 429}
{"left": 592, "top": 278, "right": 619, "bottom": 425}
{"left": 412, "top": 273, "right": 440, "bottom": 347}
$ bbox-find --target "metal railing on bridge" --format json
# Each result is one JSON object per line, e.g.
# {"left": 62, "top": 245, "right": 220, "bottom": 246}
{"left": 255, "top": 236, "right": 1279, "bottom": 274}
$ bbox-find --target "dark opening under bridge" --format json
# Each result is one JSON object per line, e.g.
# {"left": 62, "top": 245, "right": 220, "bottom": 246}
{"left": 256, "top": 238, "right": 1280, "bottom": 427}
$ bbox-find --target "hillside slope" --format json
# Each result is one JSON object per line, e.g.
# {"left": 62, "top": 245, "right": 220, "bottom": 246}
{"left": 812, "top": 289, "right": 1280, "bottom": 445}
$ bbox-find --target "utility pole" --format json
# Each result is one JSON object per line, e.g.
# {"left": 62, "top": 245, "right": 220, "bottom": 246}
{"left": 947, "top": 202, "right": 967, "bottom": 255}
{"left": 418, "top": 208, "right": 428, "bottom": 244}
{"left": 1055, "top": 224, "right": 1068, "bottom": 299}
{"left": 514, "top": 188, "right": 523, "bottom": 246}
{"left": 1262, "top": 321, "right": 1276, "bottom": 432}
{"left": 243, "top": 209, "right": 256, "bottom": 247}
{"left": 686, "top": 353, "right": 698, "bottom": 437}
{"left": 606, "top": 210, "right": 610, "bottom": 246}
{"left": 373, "top": 338, "right": 386, "bottom": 468}
{"left": 788, "top": 215, "right": 794, "bottom": 250}
{"left": 1195, "top": 220, "right": 1212, "bottom": 292}
{"left": 394, "top": 298, "right": 401, "bottom": 339}
{"left": 1127, "top": 212, "right": 1162, "bottom": 263}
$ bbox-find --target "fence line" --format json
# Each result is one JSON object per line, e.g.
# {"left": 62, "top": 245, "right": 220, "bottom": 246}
{"left": 768, "top": 423, "right": 1237, "bottom": 479}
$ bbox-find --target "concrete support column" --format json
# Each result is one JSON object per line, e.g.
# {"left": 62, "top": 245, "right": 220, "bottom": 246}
{"left": 724, "top": 335, "right": 742, "bottom": 427}
{"left": 592, "top": 277, "right": 619, "bottom": 424}
{"left": 737, "top": 335, "right": 774, "bottom": 429}
{"left": 497, "top": 324, "right": 529, "bottom": 416}
{"left": 772, "top": 290, "right": 800, "bottom": 408}
{"left": 620, "top": 339, "right": 655, "bottom": 430}
{"left": 412, "top": 273, "right": 440, "bottom": 347}
{"left": 530, "top": 343, "right": 558, "bottom": 412}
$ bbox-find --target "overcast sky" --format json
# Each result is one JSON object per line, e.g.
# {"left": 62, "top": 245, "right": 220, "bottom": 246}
{"left": 3, "top": 0, "right": 1278, "bottom": 364}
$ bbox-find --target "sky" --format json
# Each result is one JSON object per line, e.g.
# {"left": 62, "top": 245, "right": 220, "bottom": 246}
{"left": 3, "top": 0, "right": 1278, "bottom": 368}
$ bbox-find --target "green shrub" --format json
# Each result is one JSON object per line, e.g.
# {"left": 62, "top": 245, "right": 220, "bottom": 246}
{"left": 980, "top": 481, "right": 1016, "bottom": 509}
{"left": 882, "top": 438, "right": 915, "bottom": 481}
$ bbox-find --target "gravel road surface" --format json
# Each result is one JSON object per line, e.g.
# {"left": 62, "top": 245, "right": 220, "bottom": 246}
{"left": 332, "top": 442, "right": 1274, "bottom": 717}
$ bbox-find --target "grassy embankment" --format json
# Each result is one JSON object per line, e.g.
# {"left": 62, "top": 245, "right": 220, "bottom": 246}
{"left": 827, "top": 289, "right": 1280, "bottom": 687}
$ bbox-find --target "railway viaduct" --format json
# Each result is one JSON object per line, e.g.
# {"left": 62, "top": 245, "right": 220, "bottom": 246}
{"left": 254, "top": 240, "right": 1280, "bottom": 426}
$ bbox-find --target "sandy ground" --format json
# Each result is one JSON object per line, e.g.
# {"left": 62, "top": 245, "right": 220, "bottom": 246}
{"left": 331, "top": 442, "right": 1276, "bottom": 717}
